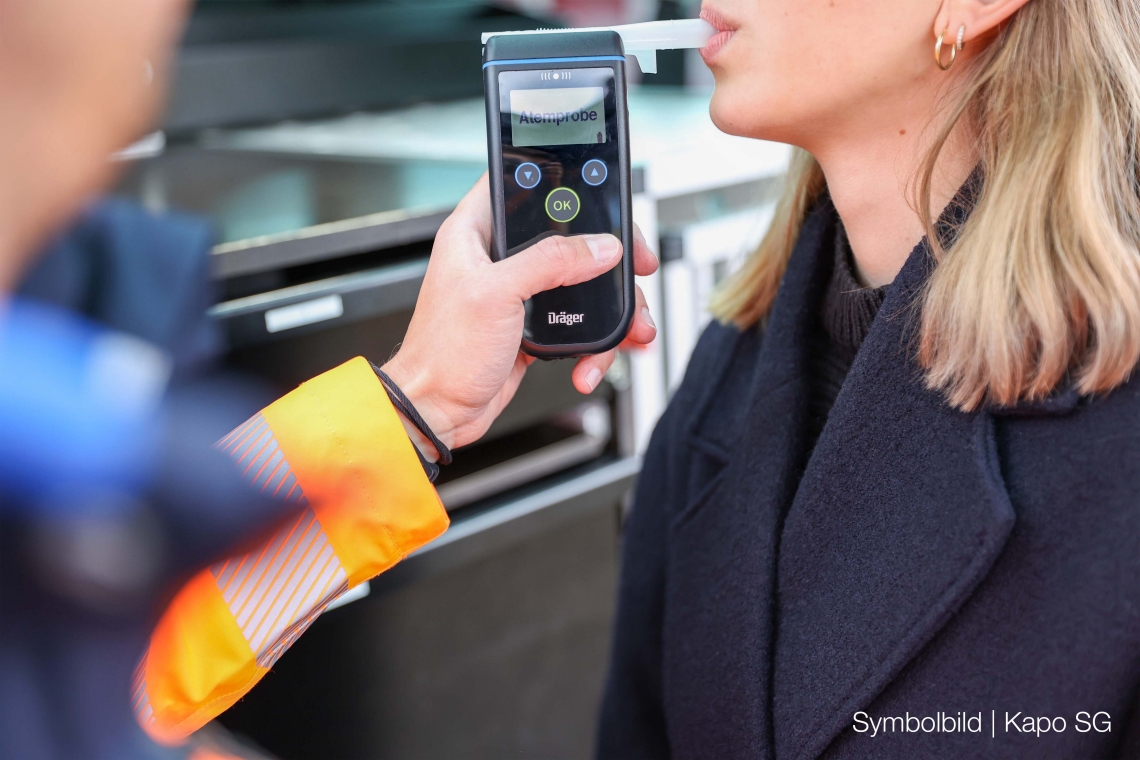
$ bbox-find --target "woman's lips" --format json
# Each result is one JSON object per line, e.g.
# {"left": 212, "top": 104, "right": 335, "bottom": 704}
{"left": 701, "top": 29, "right": 735, "bottom": 61}
{"left": 699, "top": 6, "right": 737, "bottom": 63}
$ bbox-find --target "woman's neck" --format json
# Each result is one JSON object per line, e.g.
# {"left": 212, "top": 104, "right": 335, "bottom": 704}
{"left": 810, "top": 99, "right": 977, "bottom": 288}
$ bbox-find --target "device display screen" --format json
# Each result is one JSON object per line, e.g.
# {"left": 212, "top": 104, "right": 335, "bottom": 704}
{"left": 497, "top": 67, "right": 623, "bottom": 347}
{"left": 510, "top": 87, "right": 607, "bottom": 147}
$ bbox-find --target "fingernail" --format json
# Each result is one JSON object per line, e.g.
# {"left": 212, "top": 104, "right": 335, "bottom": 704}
{"left": 585, "top": 235, "right": 621, "bottom": 262}
{"left": 585, "top": 368, "right": 603, "bottom": 391}
{"left": 641, "top": 306, "right": 656, "bottom": 332}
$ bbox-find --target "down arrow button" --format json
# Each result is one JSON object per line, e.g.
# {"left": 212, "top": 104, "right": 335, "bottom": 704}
{"left": 514, "top": 162, "right": 542, "bottom": 189}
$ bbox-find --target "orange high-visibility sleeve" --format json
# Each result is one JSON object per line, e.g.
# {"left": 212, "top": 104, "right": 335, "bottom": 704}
{"left": 135, "top": 357, "right": 448, "bottom": 744}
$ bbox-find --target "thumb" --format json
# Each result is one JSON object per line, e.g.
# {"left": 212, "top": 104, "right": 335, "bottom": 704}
{"left": 495, "top": 234, "right": 622, "bottom": 302}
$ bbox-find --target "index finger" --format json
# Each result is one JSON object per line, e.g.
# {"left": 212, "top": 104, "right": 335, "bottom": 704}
{"left": 632, "top": 224, "right": 659, "bottom": 277}
{"left": 438, "top": 173, "right": 493, "bottom": 255}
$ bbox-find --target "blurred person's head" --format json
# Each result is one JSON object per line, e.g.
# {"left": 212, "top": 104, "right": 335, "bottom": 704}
{"left": 706, "top": 0, "right": 1140, "bottom": 411}
{"left": 0, "top": 0, "right": 191, "bottom": 291}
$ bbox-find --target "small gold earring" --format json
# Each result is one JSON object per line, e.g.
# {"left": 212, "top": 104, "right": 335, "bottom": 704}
{"left": 935, "top": 24, "right": 966, "bottom": 70}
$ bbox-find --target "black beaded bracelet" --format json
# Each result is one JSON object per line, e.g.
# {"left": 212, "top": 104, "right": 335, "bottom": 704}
{"left": 370, "top": 362, "right": 453, "bottom": 474}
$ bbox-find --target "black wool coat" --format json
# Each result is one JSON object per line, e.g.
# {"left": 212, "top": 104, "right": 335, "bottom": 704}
{"left": 597, "top": 199, "right": 1140, "bottom": 759}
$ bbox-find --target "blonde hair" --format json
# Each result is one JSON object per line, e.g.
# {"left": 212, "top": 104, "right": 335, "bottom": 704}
{"left": 712, "top": 0, "right": 1140, "bottom": 410}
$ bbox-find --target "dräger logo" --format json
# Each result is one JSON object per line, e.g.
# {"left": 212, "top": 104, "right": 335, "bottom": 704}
{"left": 548, "top": 312, "right": 585, "bottom": 325}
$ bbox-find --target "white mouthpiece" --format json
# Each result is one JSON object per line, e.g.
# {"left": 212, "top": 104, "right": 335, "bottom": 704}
{"left": 481, "top": 18, "right": 717, "bottom": 74}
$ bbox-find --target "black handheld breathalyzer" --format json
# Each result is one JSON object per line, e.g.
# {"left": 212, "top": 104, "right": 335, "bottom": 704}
{"left": 483, "top": 31, "right": 634, "bottom": 358}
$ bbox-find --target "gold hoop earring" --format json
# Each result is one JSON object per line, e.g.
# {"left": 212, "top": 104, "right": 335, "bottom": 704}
{"left": 935, "top": 24, "right": 966, "bottom": 70}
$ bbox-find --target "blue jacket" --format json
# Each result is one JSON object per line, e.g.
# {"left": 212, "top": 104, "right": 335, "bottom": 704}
{"left": 597, "top": 198, "right": 1140, "bottom": 759}
{"left": 3, "top": 200, "right": 282, "bottom": 760}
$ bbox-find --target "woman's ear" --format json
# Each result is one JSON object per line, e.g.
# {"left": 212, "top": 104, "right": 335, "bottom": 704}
{"left": 934, "top": 0, "right": 1035, "bottom": 45}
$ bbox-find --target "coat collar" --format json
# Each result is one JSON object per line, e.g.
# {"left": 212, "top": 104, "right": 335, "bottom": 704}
{"left": 688, "top": 184, "right": 1022, "bottom": 759}
{"left": 687, "top": 197, "right": 837, "bottom": 464}
{"left": 664, "top": 200, "right": 839, "bottom": 758}
{"left": 768, "top": 214, "right": 1017, "bottom": 759}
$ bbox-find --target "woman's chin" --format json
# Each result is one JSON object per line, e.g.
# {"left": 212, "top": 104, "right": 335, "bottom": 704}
{"left": 708, "top": 86, "right": 758, "bottom": 139}
{"left": 708, "top": 84, "right": 801, "bottom": 145}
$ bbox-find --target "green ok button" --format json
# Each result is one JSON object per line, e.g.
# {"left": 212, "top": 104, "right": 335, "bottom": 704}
{"left": 545, "top": 187, "right": 580, "bottom": 223}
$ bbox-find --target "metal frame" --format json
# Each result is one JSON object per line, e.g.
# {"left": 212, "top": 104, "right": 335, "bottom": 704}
{"left": 211, "top": 209, "right": 450, "bottom": 280}
{"left": 210, "top": 258, "right": 429, "bottom": 348}
{"left": 369, "top": 456, "right": 639, "bottom": 595}
{"left": 436, "top": 400, "right": 612, "bottom": 510}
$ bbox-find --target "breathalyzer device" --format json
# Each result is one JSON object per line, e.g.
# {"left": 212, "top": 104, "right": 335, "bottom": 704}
{"left": 482, "top": 31, "right": 633, "bottom": 358}
{"left": 482, "top": 20, "right": 715, "bottom": 357}
{"left": 481, "top": 19, "right": 715, "bottom": 358}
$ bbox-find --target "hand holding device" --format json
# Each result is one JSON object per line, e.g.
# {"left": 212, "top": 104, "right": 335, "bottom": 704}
{"left": 382, "top": 175, "right": 658, "bottom": 457}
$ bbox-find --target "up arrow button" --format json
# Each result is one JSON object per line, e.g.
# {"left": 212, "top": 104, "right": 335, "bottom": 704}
{"left": 582, "top": 159, "right": 608, "bottom": 186}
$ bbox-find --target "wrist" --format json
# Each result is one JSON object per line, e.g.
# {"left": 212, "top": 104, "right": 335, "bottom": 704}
{"left": 394, "top": 410, "right": 440, "bottom": 463}
{"left": 379, "top": 356, "right": 457, "bottom": 452}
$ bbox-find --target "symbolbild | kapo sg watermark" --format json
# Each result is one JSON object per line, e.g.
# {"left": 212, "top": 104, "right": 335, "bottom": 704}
{"left": 853, "top": 711, "right": 1113, "bottom": 739}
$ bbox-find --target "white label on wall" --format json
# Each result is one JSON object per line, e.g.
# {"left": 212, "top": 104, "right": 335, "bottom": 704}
{"left": 265, "top": 294, "right": 344, "bottom": 333}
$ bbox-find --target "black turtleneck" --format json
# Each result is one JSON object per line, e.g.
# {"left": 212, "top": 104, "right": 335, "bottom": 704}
{"left": 806, "top": 220, "right": 890, "bottom": 445}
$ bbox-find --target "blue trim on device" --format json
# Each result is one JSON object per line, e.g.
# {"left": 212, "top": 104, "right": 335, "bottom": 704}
{"left": 482, "top": 55, "right": 626, "bottom": 70}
